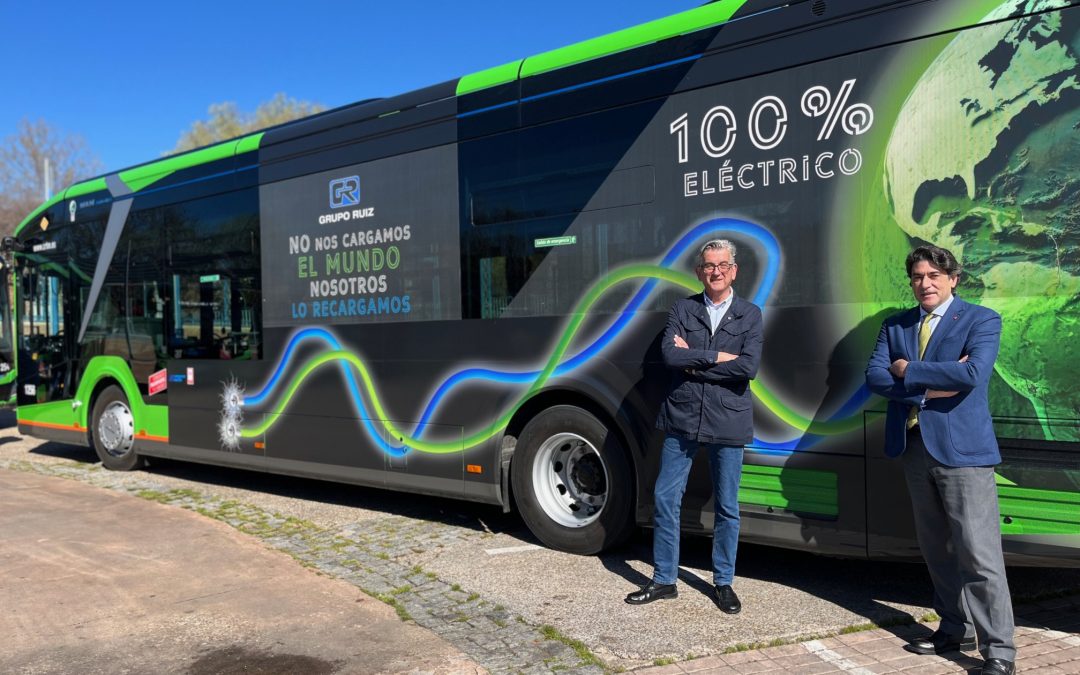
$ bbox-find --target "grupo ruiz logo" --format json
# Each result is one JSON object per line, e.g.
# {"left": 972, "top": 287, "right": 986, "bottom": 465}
{"left": 329, "top": 175, "right": 360, "bottom": 209}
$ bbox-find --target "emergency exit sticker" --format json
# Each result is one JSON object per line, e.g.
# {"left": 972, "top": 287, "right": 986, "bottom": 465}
{"left": 148, "top": 369, "right": 167, "bottom": 396}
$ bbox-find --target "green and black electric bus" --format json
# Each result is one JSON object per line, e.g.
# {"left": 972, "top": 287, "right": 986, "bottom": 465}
{"left": 9, "top": 0, "right": 1080, "bottom": 564}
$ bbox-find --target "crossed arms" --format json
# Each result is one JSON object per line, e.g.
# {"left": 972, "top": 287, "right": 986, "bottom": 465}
{"left": 865, "top": 312, "right": 1001, "bottom": 404}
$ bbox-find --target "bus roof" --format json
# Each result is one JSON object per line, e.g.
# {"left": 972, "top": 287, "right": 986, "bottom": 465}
{"left": 13, "top": 0, "right": 785, "bottom": 237}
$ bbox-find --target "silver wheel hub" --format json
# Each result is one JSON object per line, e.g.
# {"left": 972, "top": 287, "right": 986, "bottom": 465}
{"left": 99, "top": 401, "right": 135, "bottom": 457}
{"left": 530, "top": 432, "right": 607, "bottom": 528}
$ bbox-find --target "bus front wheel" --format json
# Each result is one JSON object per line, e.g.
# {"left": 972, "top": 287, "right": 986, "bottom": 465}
{"left": 511, "top": 406, "right": 634, "bottom": 555}
{"left": 90, "top": 385, "right": 144, "bottom": 471}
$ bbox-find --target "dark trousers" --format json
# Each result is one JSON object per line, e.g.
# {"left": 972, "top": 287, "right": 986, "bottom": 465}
{"left": 902, "top": 428, "right": 1016, "bottom": 661}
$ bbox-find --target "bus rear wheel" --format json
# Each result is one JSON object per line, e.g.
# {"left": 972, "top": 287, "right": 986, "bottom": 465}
{"left": 511, "top": 406, "right": 634, "bottom": 555}
{"left": 90, "top": 385, "right": 144, "bottom": 471}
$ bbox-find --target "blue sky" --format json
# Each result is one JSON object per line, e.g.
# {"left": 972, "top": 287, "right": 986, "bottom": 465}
{"left": 2, "top": 1, "right": 701, "bottom": 176}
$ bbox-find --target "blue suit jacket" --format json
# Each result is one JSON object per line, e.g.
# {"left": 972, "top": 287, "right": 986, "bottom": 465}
{"left": 865, "top": 297, "right": 1002, "bottom": 467}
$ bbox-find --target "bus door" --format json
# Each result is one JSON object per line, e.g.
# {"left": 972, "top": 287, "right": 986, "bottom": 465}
{"left": 16, "top": 248, "right": 84, "bottom": 410}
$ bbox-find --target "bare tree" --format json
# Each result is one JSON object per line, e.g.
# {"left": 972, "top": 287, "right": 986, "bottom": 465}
{"left": 0, "top": 119, "right": 102, "bottom": 236}
{"left": 173, "top": 93, "right": 326, "bottom": 153}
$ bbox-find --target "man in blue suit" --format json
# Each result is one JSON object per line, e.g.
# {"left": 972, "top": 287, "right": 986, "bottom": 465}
{"left": 865, "top": 245, "right": 1015, "bottom": 675}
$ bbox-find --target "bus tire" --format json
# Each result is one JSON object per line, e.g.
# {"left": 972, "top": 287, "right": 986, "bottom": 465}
{"left": 90, "top": 385, "right": 144, "bottom": 471}
{"left": 511, "top": 405, "right": 634, "bottom": 555}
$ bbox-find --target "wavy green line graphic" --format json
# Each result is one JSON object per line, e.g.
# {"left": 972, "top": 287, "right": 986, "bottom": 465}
{"left": 242, "top": 263, "right": 869, "bottom": 452}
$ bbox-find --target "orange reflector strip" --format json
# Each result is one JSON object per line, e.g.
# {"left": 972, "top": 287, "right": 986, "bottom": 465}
{"left": 466, "top": 464, "right": 482, "bottom": 474}
{"left": 254, "top": 441, "right": 265, "bottom": 449}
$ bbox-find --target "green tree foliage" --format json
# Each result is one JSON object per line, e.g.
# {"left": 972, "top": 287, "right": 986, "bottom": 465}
{"left": 0, "top": 118, "right": 102, "bottom": 236}
{"left": 172, "top": 93, "right": 326, "bottom": 153}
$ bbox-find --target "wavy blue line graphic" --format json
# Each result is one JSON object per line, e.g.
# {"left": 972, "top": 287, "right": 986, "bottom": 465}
{"left": 241, "top": 218, "right": 867, "bottom": 457}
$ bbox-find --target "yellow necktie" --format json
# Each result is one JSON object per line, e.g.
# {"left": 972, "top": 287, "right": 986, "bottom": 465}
{"left": 907, "top": 313, "right": 935, "bottom": 429}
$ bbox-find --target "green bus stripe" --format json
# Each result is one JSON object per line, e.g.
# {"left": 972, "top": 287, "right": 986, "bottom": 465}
{"left": 999, "top": 484, "right": 1080, "bottom": 535}
{"left": 457, "top": 60, "right": 524, "bottom": 97}
{"left": 235, "top": 132, "right": 264, "bottom": 156}
{"left": 738, "top": 465, "right": 838, "bottom": 517}
{"left": 456, "top": 0, "right": 749, "bottom": 96}
{"left": 18, "top": 400, "right": 77, "bottom": 427}
{"left": 521, "top": 0, "right": 748, "bottom": 79}
{"left": 119, "top": 132, "right": 263, "bottom": 193}
{"left": 14, "top": 133, "right": 264, "bottom": 237}
{"left": 64, "top": 177, "right": 109, "bottom": 199}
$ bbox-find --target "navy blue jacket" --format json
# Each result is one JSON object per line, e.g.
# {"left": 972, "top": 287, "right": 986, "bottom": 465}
{"left": 865, "top": 297, "right": 1002, "bottom": 467}
{"left": 655, "top": 293, "right": 764, "bottom": 445}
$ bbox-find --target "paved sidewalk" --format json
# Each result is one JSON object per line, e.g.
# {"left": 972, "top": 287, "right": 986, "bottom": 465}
{"left": 3, "top": 442, "right": 1079, "bottom": 674}
{"left": 635, "top": 598, "right": 1080, "bottom": 674}
{"left": 0, "top": 468, "right": 483, "bottom": 675}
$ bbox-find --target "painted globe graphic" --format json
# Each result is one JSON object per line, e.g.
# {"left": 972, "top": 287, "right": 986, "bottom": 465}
{"left": 882, "top": 0, "right": 1080, "bottom": 440}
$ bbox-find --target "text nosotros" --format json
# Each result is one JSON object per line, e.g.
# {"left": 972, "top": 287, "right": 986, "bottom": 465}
{"left": 310, "top": 275, "right": 388, "bottom": 297}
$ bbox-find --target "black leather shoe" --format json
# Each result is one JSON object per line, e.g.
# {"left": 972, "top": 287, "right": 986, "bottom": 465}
{"left": 980, "top": 658, "right": 1015, "bottom": 675}
{"left": 714, "top": 584, "right": 741, "bottom": 614}
{"left": 625, "top": 582, "right": 677, "bottom": 605}
{"left": 903, "top": 630, "right": 977, "bottom": 655}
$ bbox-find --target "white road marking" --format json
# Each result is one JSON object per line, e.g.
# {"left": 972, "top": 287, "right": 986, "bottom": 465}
{"left": 484, "top": 544, "right": 542, "bottom": 555}
{"left": 803, "top": 639, "right": 875, "bottom": 675}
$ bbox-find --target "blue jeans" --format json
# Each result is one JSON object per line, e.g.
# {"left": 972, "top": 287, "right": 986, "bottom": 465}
{"left": 652, "top": 434, "right": 744, "bottom": 586}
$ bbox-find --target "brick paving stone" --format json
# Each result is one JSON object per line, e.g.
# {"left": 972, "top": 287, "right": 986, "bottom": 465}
{"left": 833, "top": 650, "right": 884, "bottom": 667}
{"left": 678, "top": 655, "right": 729, "bottom": 672}
{"left": 1026, "top": 666, "right": 1073, "bottom": 675}
{"left": 719, "top": 651, "right": 762, "bottom": 665}
{"left": 907, "top": 659, "right": 961, "bottom": 672}
{"left": 784, "top": 661, "right": 843, "bottom": 674}
{"left": 862, "top": 661, "right": 902, "bottom": 673}
{"left": 1050, "top": 644, "right": 1080, "bottom": 659}
{"left": 851, "top": 638, "right": 905, "bottom": 655}
{"left": 1025, "top": 651, "right": 1071, "bottom": 668}
{"left": 820, "top": 642, "right": 872, "bottom": 660}
{"left": 640, "top": 665, "right": 684, "bottom": 675}
{"left": 839, "top": 630, "right": 893, "bottom": 646}
{"left": 863, "top": 644, "right": 916, "bottom": 661}
{"left": 881, "top": 655, "right": 948, "bottom": 670}
{"left": 763, "top": 653, "right": 824, "bottom": 669}
{"left": 732, "top": 660, "right": 777, "bottom": 674}
{"left": 762, "top": 643, "right": 809, "bottom": 658}
{"left": 1022, "top": 640, "right": 1067, "bottom": 657}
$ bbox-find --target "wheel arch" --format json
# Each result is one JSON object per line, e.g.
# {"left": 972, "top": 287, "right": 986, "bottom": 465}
{"left": 501, "top": 385, "right": 646, "bottom": 513}
{"left": 74, "top": 356, "right": 144, "bottom": 434}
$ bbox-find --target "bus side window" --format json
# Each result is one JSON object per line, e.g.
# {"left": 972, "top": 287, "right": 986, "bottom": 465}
{"left": 166, "top": 190, "right": 261, "bottom": 360}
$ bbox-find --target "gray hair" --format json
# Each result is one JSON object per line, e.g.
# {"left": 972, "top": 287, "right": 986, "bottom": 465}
{"left": 696, "top": 239, "right": 737, "bottom": 266}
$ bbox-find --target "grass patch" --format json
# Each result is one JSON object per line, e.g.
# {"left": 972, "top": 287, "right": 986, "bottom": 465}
{"left": 372, "top": 592, "right": 413, "bottom": 622}
{"left": 539, "top": 625, "right": 604, "bottom": 669}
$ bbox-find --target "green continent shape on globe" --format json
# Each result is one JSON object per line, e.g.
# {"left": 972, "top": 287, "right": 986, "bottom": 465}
{"left": 981, "top": 263, "right": 1080, "bottom": 440}
{"left": 882, "top": 0, "right": 1080, "bottom": 440}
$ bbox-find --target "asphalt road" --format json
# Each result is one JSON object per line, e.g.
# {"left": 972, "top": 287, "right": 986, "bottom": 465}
{"left": 2, "top": 409, "right": 1079, "bottom": 673}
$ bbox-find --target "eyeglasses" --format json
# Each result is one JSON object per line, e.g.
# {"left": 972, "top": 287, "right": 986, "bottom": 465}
{"left": 700, "top": 262, "right": 736, "bottom": 273}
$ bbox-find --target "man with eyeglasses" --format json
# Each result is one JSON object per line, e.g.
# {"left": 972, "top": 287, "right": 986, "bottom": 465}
{"left": 865, "top": 245, "right": 1015, "bottom": 675}
{"left": 626, "top": 239, "right": 763, "bottom": 614}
